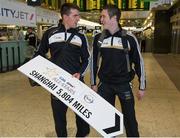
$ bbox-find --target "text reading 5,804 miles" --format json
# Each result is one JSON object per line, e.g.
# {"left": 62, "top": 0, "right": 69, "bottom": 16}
{"left": 56, "top": 88, "right": 74, "bottom": 103}
{"left": 56, "top": 88, "right": 92, "bottom": 119}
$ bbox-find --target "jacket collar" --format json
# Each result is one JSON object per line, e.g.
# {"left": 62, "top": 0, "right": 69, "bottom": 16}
{"left": 58, "top": 23, "right": 78, "bottom": 34}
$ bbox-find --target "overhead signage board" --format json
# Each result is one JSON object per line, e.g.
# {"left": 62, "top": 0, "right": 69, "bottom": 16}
{"left": 0, "top": 0, "right": 36, "bottom": 27}
{"left": 18, "top": 56, "right": 123, "bottom": 137}
{"left": 121, "top": 11, "right": 149, "bottom": 19}
{"left": 36, "top": 7, "right": 60, "bottom": 25}
{"left": 149, "top": 0, "right": 171, "bottom": 10}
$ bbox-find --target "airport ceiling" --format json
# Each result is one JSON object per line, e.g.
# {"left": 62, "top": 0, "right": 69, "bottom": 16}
{"left": 79, "top": 0, "right": 175, "bottom": 28}
{"left": 80, "top": 10, "right": 146, "bottom": 28}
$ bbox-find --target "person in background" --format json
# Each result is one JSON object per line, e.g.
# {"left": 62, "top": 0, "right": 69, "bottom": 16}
{"left": 33, "top": 3, "right": 90, "bottom": 137}
{"left": 141, "top": 36, "right": 146, "bottom": 53}
{"left": 25, "top": 27, "right": 37, "bottom": 48}
{"left": 18, "top": 28, "right": 25, "bottom": 41}
{"left": 90, "top": 4, "right": 146, "bottom": 137}
{"left": 24, "top": 27, "right": 37, "bottom": 63}
{"left": 12, "top": 29, "right": 19, "bottom": 41}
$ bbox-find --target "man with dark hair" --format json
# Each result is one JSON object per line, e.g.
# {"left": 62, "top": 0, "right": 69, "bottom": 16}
{"left": 25, "top": 27, "right": 36, "bottom": 48}
{"left": 90, "top": 4, "right": 146, "bottom": 137}
{"left": 34, "top": 3, "right": 90, "bottom": 137}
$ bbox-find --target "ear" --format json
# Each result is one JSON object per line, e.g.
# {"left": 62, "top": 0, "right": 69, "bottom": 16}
{"left": 63, "top": 14, "right": 68, "bottom": 21}
{"left": 111, "top": 15, "right": 117, "bottom": 21}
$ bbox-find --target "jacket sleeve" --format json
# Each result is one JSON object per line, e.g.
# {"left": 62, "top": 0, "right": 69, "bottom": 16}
{"left": 90, "top": 34, "right": 100, "bottom": 86}
{"left": 128, "top": 34, "right": 146, "bottom": 90}
{"left": 79, "top": 34, "right": 90, "bottom": 77}
{"left": 33, "top": 30, "right": 49, "bottom": 58}
{"left": 25, "top": 34, "right": 28, "bottom": 40}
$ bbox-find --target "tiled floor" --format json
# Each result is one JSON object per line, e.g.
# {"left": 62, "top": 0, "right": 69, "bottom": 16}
{"left": 0, "top": 53, "right": 180, "bottom": 137}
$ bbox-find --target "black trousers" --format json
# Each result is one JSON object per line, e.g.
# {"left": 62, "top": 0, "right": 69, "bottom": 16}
{"left": 51, "top": 95, "right": 90, "bottom": 137}
{"left": 98, "top": 82, "right": 139, "bottom": 137}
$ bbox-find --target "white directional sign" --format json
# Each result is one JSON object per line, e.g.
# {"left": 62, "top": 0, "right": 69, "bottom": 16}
{"left": 18, "top": 55, "right": 123, "bottom": 137}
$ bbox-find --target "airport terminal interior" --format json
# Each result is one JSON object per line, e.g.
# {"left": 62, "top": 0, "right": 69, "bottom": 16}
{"left": 0, "top": 0, "right": 180, "bottom": 137}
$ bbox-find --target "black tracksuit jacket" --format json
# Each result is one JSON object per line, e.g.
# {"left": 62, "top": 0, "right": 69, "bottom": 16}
{"left": 34, "top": 24, "right": 90, "bottom": 76}
{"left": 25, "top": 32, "right": 36, "bottom": 48}
{"left": 90, "top": 30, "right": 146, "bottom": 90}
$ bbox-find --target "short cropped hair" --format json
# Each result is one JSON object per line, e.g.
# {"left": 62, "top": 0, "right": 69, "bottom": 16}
{"left": 60, "top": 3, "right": 80, "bottom": 17}
{"left": 103, "top": 4, "right": 121, "bottom": 22}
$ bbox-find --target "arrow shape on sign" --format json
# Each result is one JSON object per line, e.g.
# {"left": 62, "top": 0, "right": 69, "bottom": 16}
{"left": 103, "top": 113, "right": 121, "bottom": 134}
